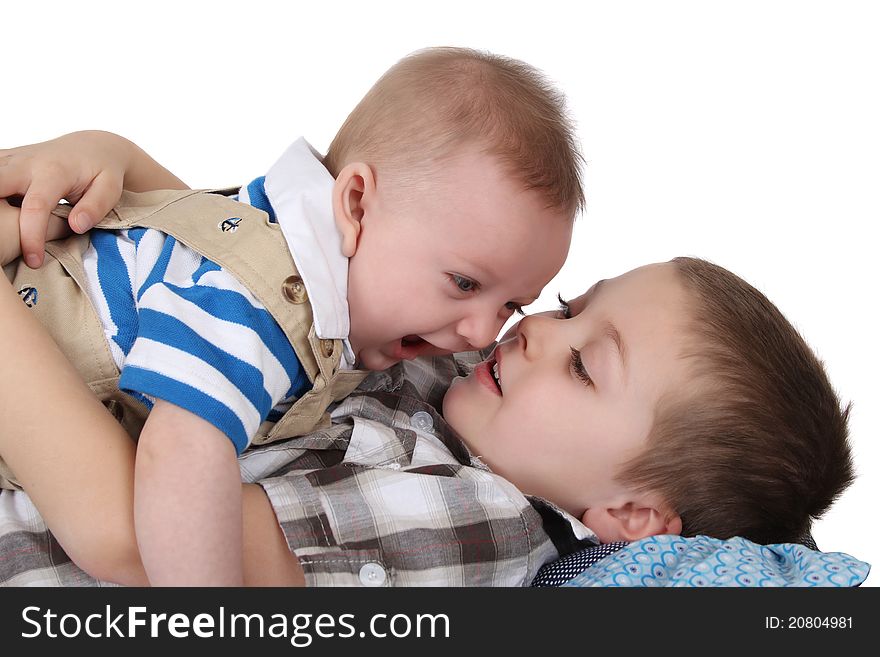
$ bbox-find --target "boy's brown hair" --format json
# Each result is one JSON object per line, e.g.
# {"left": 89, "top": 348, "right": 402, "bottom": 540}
{"left": 619, "top": 257, "right": 854, "bottom": 545}
{"left": 323, "top": 47, "right": 584, "bottom": 218}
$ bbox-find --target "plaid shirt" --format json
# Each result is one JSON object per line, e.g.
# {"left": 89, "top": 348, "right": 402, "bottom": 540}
{"left": 0, "top": 353, "right": 594, "bottom": 587}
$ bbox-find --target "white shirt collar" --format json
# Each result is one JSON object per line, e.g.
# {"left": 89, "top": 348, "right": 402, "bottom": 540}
{"left": 246, "top": 137, "right": 355, "bottom": 367}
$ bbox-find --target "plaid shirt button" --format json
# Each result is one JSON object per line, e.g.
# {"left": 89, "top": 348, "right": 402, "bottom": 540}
{"left": 359, "top": 562, "right": 387, "bottom": 587}
{"left": 410, "top": 411, "right": 434, "bottom": 432}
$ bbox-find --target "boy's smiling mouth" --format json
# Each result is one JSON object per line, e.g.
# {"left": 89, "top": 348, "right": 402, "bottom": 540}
{"left": 491, "top": 358, "right": 502, "bottom": 391}
{"left": 475, "top": 352, "right": 503, "bottom": 395}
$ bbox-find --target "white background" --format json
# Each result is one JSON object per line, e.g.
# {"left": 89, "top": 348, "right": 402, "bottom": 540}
{"left": 4, "top": 1, "right": 877, "bottom": 585}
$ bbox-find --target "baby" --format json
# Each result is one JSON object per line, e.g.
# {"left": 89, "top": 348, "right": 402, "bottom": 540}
{"left": 0, "top": 47, "right": 582, "bottom": 586}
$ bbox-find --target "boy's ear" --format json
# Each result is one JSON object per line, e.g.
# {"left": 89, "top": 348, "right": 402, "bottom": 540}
{"left": 332, "top": 162, "right": 375, "bottom": 258}
{"left": 581, "top": 502, "right": 682, "bottom": 544}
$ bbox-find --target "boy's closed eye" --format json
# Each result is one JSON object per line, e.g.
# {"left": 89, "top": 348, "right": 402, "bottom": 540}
{"left": 569, "top": 346, "right": 593, "bottom": 387}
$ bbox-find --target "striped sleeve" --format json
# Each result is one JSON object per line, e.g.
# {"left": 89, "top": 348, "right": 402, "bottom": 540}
{"left": 118, "top": 234, "right": 310, "bottom": 453}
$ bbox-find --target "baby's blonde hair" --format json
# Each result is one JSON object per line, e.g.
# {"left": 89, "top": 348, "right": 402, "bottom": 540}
{"left": 323, "top": 47, "right": 584, "bottom": 218}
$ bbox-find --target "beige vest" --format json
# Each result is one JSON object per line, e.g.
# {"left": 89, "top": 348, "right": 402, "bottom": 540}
{"left": 4, "top": 188, "right": 367, "bottom": 450}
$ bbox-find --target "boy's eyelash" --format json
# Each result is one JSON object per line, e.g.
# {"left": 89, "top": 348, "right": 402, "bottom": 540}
{"left": 569, "top": 346, "right": 593, "bottom": 387}
{"left": 558, "top": 293, "right": 572, "bottom": 319}
{"left": 506, "top": 302, "right": 526, "bottom": 316}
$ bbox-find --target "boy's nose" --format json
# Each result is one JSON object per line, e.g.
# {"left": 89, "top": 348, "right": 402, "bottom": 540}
{"left": 515, "top": 314, "right": 556, "bottom": 359}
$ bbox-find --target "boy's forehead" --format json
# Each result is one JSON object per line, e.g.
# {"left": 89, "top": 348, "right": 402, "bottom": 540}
{"left": 581, "top": 265, "right": 693, "bottom": 367}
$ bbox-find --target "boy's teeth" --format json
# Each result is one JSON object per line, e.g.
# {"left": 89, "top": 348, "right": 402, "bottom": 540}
{"left": 492, "top": 362, "right": 502, "bottom": 389}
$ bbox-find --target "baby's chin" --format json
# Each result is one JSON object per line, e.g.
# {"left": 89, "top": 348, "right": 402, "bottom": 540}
{"left": 356, "top": 349, "right": 401, "bottom": 371}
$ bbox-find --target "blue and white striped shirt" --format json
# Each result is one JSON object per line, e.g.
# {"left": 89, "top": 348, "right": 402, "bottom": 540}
{"left": 82, "top": 139, "right": 352, "bottom": 453}
{"left": 81, "top": 182, "right": 311, "bottom": 454}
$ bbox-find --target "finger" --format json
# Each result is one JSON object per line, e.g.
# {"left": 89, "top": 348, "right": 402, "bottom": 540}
{"left": 18, "top": 174, "right": 73, "bottom": 268}
{"left": 68, "top": 170, "right": 123, "bottom": 233}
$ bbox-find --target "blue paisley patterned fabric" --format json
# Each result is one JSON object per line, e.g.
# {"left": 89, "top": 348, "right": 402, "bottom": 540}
{"left": 558, "top": 535, "right": 870, "bottom": 587}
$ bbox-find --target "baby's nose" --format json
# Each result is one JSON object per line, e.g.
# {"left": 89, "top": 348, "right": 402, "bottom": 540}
{"left": 458, "top": 313, "right": 504, "bottom": 350}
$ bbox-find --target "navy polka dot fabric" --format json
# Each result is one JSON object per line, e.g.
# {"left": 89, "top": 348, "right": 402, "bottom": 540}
{"left": 532, "top": 542, "right": 628, "bottom": 587}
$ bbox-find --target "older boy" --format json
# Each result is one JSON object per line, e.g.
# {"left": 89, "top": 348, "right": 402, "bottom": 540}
{"left": 235, "top": 256, "right": 855, "bottom": 584}
{"left": 0, "top": 48, "right": 581, "bottom": 586}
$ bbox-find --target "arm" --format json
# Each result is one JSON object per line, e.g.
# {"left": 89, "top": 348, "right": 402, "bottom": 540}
{"left": 0, "top": 271, "right": 145, "bottom": 585}
{"left": 2, "top": 263, "right": 303, "bottom": 586}
{"left": 134, "top": 400, "right": 244, "bottom": 586}
{"left": 242, "top": 483, "right": 306, "bottom": 586}
{"left": 0, "top": 130, "right": 189, "bottom": 268}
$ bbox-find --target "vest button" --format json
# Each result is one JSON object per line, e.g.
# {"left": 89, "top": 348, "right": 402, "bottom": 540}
{"left": 320, "top": 339, "right": 335, "bottom": 358}
{"left": 282, "top": 276, "right": 308, "bottom": 304}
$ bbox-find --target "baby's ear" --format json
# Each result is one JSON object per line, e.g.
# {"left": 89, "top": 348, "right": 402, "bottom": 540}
{"left": 332, "top": 162, "right": 375, "bottom": 257}
{"left": 582, "top": 502, "right": 682, "bottom": 544}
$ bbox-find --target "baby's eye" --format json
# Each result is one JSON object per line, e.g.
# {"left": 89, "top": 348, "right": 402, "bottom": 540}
{"left": 558, "top": 293, "right": 572, "bottom": 319}
{"left": 450, "top": 274, "right": 480, "bottom": 293}
{"left": 505, "top": 302, "right": 526, "bottom": 316}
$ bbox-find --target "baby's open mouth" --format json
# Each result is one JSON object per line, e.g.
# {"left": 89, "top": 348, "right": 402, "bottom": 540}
{"left": 397, "top": 335, "right": 433, "bottom": 360}
{"left": 395, "top": 336, "right": 455, "bottom": 361}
